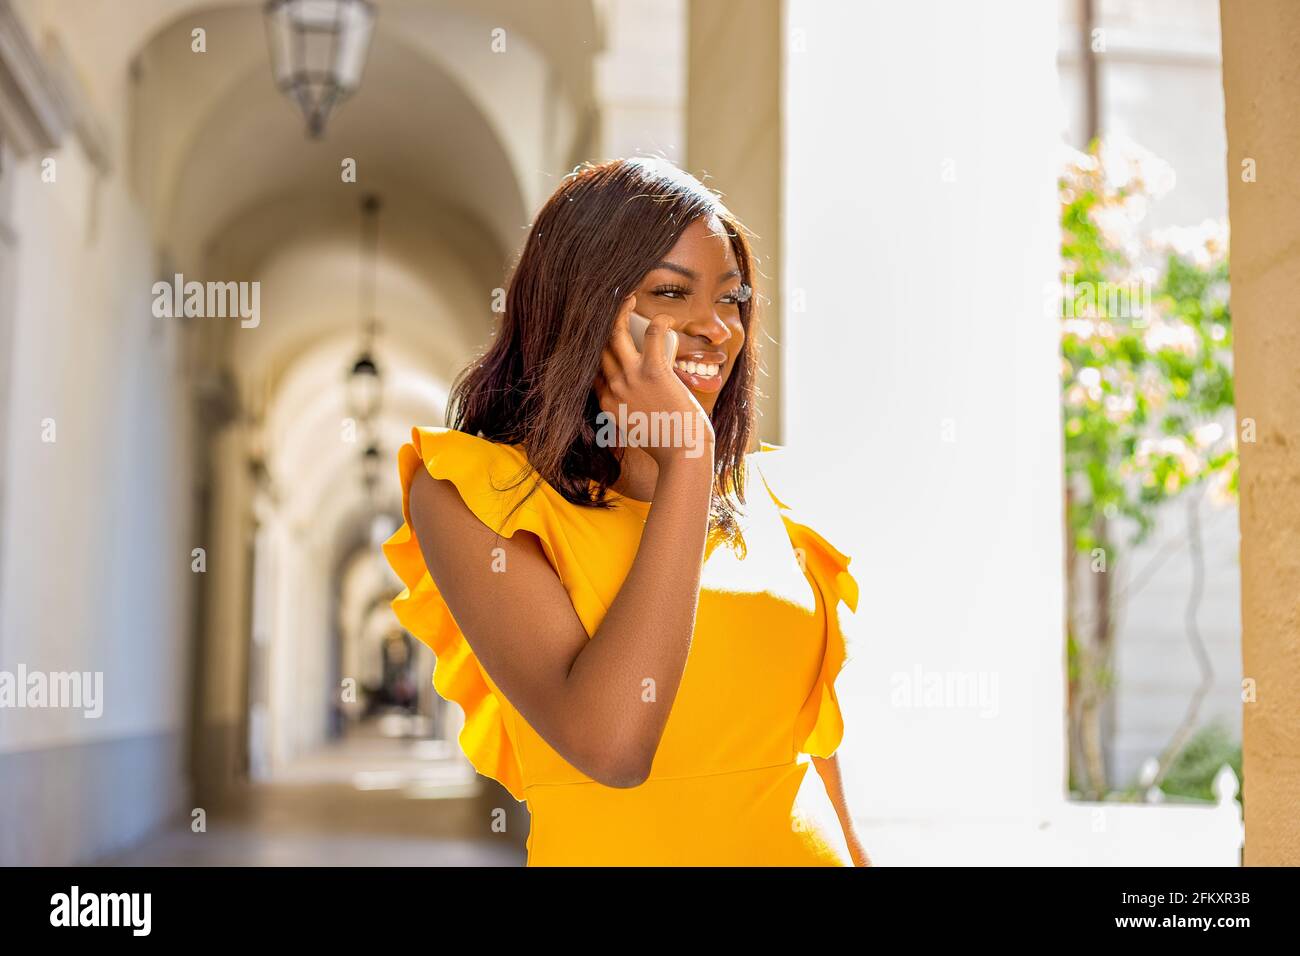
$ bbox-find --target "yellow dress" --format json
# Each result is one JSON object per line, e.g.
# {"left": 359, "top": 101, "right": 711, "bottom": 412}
{"left": 383, "top": 427, "right": 859, "bottom": 866}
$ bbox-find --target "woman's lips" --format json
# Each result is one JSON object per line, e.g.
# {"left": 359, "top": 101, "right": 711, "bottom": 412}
{"left": 673, "top": 354, "right": 726, "bottom": 393}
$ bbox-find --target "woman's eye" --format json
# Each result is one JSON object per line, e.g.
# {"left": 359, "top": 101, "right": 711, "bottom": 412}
{"left": 720, "top": 285, "right": 751, "bottom": 305}
{"left": 652, "top": 285, "right": 689, "bottom": 299}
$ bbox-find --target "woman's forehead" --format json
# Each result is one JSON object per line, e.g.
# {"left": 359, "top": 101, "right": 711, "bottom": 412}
{"left": 667, "top": 215, "right": 738, "bottom": 266}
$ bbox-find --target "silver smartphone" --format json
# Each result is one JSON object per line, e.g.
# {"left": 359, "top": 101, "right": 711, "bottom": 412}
{"left": 628, "top": 311, "right": 677, "bottom": 364}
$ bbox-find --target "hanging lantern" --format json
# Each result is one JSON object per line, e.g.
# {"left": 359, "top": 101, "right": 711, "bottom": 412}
{"left": 346, "top": 194, "right": 383, "bottom": 424}
{"left": 264, "top": 0, "right": 376, "bottom": 138}
{"left": 362, "top": 442, "right": 382, "bottom": 494}
{"left": 346, "top": 350, "right": 382, "bottom": 422}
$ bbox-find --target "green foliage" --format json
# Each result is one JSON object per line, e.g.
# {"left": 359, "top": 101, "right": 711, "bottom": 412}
{"left": 1058, "top": 140, "right": 1236, "bottom": 555}
{"left": 1159, "top": 721, "right": 1243, "bottom": 806}
{"left": 1060, "top": 138, "right": 1240, "bottom": 799}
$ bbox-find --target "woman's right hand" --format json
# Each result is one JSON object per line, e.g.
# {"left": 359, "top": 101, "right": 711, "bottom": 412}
{"left": 595, "top": 294, "right": 715, "bottom": 469}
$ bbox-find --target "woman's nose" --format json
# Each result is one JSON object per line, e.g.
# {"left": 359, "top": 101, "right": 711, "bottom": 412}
{"left": 679, "top": 307, "right": 732, "bottom": 347}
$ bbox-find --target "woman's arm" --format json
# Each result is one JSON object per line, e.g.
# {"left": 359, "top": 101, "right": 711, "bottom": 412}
{"left": 811, "top": 753, "right": 872, "bottom": 866}
{"left": 409, "top": 299, "right": 713, "bottom": 790}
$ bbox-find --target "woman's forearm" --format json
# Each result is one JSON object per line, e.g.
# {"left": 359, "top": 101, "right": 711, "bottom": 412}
{"left": 564, "top": 448, "right": 715, "bottom": 784}
{"left": 813, "top": 753, "right": 872, "bottom": 866}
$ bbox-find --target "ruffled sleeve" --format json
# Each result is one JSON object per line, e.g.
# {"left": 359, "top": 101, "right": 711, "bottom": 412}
{"left": 753, "top": 448, "right": 860, "bottom": 759}
{"left": 381, "top": 426, "right": 577, "bottom": 802}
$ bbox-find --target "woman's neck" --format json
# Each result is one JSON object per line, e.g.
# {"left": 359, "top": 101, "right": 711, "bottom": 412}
{"left": 611, "top": 447, "right": 660, "bottom": 503}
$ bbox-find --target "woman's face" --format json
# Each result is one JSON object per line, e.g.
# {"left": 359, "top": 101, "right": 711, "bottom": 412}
{"left": 632, "top": 215, "right": 747, "bottom": 414}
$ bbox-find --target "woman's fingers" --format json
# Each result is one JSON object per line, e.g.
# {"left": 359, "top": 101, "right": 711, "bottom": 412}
{"left": 641, "top": 312, "right": 679, "bottom": 370}
{"left": 599, "top": 346, "right": 621, "bottom": 384}
{"left": 608, "top": 293, "right": 639, "bottom": 368}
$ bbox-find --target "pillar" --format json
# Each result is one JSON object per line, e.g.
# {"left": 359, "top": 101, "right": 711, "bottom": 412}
{"left": 1220, "top": 0, "right": 1300, "bottom": 866}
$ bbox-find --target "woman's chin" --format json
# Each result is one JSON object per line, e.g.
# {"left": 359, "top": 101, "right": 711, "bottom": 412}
{"left": 696, "top": 391, "right": 724, "bottom": 417}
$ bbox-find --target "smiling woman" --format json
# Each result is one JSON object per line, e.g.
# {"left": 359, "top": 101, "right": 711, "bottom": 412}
{"left": 384, "top": 157, "right": 870, "bottom": 866}
{"left": 450, "top": 157, "right": 759, "bottom": 528}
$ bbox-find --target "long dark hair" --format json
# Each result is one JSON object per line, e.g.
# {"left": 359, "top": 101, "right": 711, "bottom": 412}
{"left": 448, "top": 157, "right": 759, "bottom": 536}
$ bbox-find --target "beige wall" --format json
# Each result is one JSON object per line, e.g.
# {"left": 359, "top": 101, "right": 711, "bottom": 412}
{"left": 0, "top": 56, "right": 196, "bottom": 759}
{"left": 1220, "top": 0, "right": 1300, "bottom": 866}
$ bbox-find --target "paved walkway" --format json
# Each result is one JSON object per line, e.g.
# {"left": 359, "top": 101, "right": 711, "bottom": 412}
{"left": 94, "top": 720, "right": 526, "bottom": 867}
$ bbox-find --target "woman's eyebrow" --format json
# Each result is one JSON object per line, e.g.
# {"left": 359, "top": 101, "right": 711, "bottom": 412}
{"left": 651, "top": 262, "right": 742, "bottom": 283}
{"left": 652, "top": 261, "right": 698, "bottom": 280}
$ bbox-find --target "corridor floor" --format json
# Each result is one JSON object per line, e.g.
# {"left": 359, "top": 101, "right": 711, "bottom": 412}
{"left": 92, "top": 720, "right": 526, "bottom": 867}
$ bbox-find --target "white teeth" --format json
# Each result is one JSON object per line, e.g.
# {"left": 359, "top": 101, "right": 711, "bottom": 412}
{"left": 674, "top": 359, "right": 720, "bottom": 378}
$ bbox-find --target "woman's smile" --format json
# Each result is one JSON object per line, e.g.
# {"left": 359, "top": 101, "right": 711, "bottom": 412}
{"left": 673, "top": 350, "right": 728, "bottom": 393}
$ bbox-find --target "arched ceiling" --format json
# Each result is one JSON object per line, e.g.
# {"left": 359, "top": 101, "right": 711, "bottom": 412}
{"left": 31, "top": 0, "right": 602, "bottom": 228}
{"left": 218, "top": 191, "right": 497, "bottom": 391}
{"left": 131, "top": 4, "right": 541, "bottom": 268}
{"left": 260, "top": 331, "right": 449, "bottom": 537}
{"left": 96, "top": 0, "right": 603, "bottom": 419}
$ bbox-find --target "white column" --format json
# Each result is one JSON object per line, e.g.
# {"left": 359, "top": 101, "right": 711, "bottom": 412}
{"left": 781, "top": 0, "right": 1067, "bottom": 845}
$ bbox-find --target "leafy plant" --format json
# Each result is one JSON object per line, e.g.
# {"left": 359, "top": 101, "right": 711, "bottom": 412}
{"left": 1058, "top": 137, "right": 1236, "bottom": 798}
{"left": 1158, "top": 721, "right": 1242, "bottom": 805}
